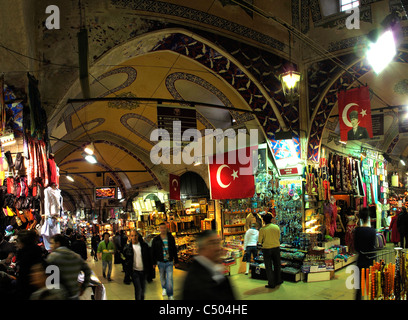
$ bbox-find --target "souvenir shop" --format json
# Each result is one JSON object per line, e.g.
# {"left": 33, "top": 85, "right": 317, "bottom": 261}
{"left": 0, "top": 76, "right": 66, "bottom": 252}
{"left": 115, "top": 173, "right": 215, "bottom": 270}
{"left": 239, "top": 141, "right": 394, "bottom": 283}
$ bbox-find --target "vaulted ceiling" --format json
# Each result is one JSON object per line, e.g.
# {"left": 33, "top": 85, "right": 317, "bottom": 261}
{"left": 1, "top": 0, "right": 408, "bottom": 211}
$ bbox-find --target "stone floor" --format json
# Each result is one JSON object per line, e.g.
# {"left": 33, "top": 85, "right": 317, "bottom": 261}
{"left": 87, "top": 257, "right": 356, "bottom": 300}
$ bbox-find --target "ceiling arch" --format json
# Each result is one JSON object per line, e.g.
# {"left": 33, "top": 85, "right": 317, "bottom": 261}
{"left": 49, "top": 28, "right": 290, "bottom": 209}
{"left": 307, "top": 49, "right": 408, "bottom": 162}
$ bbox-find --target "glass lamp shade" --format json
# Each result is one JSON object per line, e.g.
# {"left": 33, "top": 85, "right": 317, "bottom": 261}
{"left": 279, "top": 71, "right": 301, "bottom": 103}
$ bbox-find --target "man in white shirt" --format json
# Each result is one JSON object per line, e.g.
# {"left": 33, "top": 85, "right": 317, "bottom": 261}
{"left": 244, "top": 223, "right": 259, "bottom": 275}
{"left": 122, "top": 230, "right": 153, "bottom": 300}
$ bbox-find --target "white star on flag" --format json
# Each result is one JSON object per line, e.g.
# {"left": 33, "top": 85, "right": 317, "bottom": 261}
{"left": 231, "top": 170, "right": 238, "bottom": 180}
{"left": 360, "top": 109, "right": 367, "bottom": 117}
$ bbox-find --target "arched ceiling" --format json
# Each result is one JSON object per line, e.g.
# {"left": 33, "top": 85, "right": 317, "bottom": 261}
{"left": 1, "top": 0, "right": 408, "bottom": 210}
{"left": 51, "top": 48, "right": 265, "bottom": 209}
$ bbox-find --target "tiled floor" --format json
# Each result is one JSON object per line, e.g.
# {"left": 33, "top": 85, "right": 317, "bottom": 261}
{"left": 87, "top": 258, "right": 356, "bottom": 300}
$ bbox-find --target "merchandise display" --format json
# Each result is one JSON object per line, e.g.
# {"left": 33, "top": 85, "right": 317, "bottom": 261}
{"left": 361, "top": 248, "right": 408, "bottom": 300}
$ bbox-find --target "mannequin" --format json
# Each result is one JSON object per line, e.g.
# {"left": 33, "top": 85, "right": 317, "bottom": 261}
{"left": 41, "top": 183, "right": 63, "bottom": 251}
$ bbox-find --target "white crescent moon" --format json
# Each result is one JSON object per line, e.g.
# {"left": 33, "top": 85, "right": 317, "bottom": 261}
{"left": 342, "top": 103, "right": 358, "bottom": 127}
{"left": 216, "top": 165, "right": 231, "bottom": 189}
{"left": 172, "top": 179, "right": 178, "bottom": 190}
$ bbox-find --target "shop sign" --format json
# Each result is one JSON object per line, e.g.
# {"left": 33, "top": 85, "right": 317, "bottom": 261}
{"left": 157, "top": 105, "right": 197, "bottom": 140}
{"left": 279, "top": 167, "right": 299, "bottom": 175}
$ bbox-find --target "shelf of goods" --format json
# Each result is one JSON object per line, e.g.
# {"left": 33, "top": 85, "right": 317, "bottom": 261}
{"left": 280, "top": 246, "right": 307, "bottom": 282}
{"left": 222, "top": 210, "right": 246, "bottom": 238}
{"left": 223, "top": 239, "right": 246, "bottom": 275}
{"left": 175, "top": 233, "right": 198, "bottom": 271}
{"left": 250, "top": 245, "right": 306, "bottom": 282}
{"left": 275, "top": 179, "right": 303, "bottom": 245}
{"left": 301, "top": 238, "right": 357, "bottom": 282}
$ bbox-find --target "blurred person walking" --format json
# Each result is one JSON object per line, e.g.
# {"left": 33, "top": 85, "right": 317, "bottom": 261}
{"left": 152, "top": 222, "right": 178, "bottom": 300}
{"left": 182, "top": 230, "right": 236, "bottom": 300}
{"left": 46, "top": 234, "right": 91, "bottom": 300}
{"left": 259, "top": 213, "right": 282, "bottom": 289}
{"left": 14, "top": 229, "right": 44, "bottom": 299}
{"left": 29, "top": 262, "right": 66, "bottom": 300}
{"left": 97, "top": 232, "right": 115, "bottom": 281}
{"left": 122, "top": 229, "right": 153, "bottom": 300}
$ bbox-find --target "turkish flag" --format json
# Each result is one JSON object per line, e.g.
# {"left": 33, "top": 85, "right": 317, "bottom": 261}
{"left": 169, "top": 174, "right": 180, "bottom": 200}
{"left": 208, "top": 146, "right": 256, "bottom": 200}
{"left": 338, "top": 86, "right": 373, "bottom": 142}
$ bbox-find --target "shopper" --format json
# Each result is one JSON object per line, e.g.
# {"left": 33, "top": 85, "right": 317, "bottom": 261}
{"left": 258, "top": 213, "right": 282, "bottom": 289}
{"left": 397, "top": 206, "right": 408, "bottom": 248}
{"left": 71, "top": 234, "right": 88, "bottom": 261}
{"left": 91, "top": 232, "right": 100, "bottom": 261}
{"left": 64, "top": 228, "right": 74, "bottom": 249}
{"left": 245, "top": 211, "right": 263, "bottom": 230}
{"left": 354, "top": 207, "right": 377, "bottom": 300}
{"left": 244, "top": 222, "right": 259, "bottom": 275}
{"left": 151, "top": 222, "right": 178, "bottom": 300}
{"left": 0, "top": 232, "right": 16, "bottom": 260}
{"left": 113, "top": 232, "right": 123, "bottom": 265}
{"left": 46, "top": 234, "right": 91, "bottom": 300}
{"left": 97, "top": 232, "right": 115, "bottom": 281}
{"left": 14, "top": 229, "right": 44, "bottom": 299}
{"left": 389, "top": 209, "right": 401, "bottom": 246}
{"left": 122, "top": 229, "right": 153, "bottom": 300}
{"left": 120, "top": 230, "right": 130, "bottom": 282}
{"left": 182, "top": 230, "right": 236, "bottom": 300}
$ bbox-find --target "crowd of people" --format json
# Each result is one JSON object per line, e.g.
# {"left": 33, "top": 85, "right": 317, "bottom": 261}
{"left": 0, "top": 222, "right": 239, "bottom": 300}
{"left": 5, "top": 205, "right": 405, "bottom": 301}
{"left": 0, "top": 227, "right": 92, "bottom": 300}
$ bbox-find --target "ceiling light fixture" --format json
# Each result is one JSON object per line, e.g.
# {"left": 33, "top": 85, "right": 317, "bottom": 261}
{"left": 279, "top": 31, "right": 302, "bottom": 104}
{"left": 66, "top": 175, "right": 74, "bottom": 182}
{"left": 84, "top": 142, "right": 95, "bottom": 155}
{"left": 366, "top": 29, "right": 396, "bottom": 74}
{"left": 400, "top": 157, "right": 406, "bottom": 166}
{"left": 82, "top": 152, "right": 97, "bottom": 164}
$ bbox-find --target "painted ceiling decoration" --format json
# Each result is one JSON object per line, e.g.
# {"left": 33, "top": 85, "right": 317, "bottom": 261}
{"left": 110, "top": 0, "right": 285, "bottom": 52}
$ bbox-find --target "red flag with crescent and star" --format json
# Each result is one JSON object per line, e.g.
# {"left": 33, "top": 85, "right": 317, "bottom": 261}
{"left": 208, "top": 146, "right": 256, "bottom": 200}
{"left": 169, "top": 174, "right": 180, "bottom": 200}
{"left": 338, "top": 86, "right": 373, "bottom": 142}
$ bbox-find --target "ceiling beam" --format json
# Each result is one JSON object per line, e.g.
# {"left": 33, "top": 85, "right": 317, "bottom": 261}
{"left": 66, "top": 97, "right": 262, "bottom": 115}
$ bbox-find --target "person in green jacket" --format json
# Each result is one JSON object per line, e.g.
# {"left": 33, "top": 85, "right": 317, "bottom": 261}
{"left": 97, "top": 232, "right": 115, "bottom": 281}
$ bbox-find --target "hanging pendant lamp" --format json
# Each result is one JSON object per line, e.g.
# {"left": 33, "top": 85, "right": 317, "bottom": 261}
{"left": 279, "top": 31, "right": 302, "bottom": 104}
